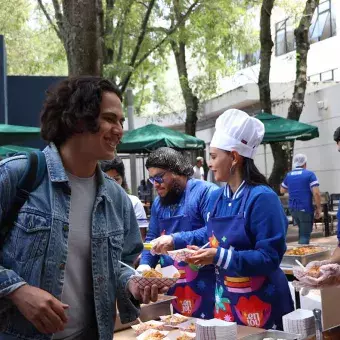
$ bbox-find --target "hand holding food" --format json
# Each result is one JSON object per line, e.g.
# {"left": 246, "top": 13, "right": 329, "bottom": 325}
{"left": 150, "top": 235, "right": 174, "bottom": 255}
{"left": 186, "top": 248, "right": 217, "bottom": 266}
{"left": 293, "top": 260, "right": 340, "bottom": 289}
{"left": 127, "top": 279, "right": 169, "bottom": 304}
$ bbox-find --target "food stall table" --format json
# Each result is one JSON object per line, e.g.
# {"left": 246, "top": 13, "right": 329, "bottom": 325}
{"left": 114, "top": 325, "right": 265, "bottom": 339}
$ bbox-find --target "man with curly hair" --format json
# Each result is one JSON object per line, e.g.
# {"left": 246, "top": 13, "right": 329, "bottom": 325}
{"left": 0, "top": 77, "right": 166, "bottom": 340}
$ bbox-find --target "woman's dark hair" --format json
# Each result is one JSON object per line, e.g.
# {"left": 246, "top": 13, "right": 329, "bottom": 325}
{"left": 225, "top": 150, "right": 268, "bottom": 186}
{"left": 243, "top": 158, "right": 269, "bottom": 186}
{"left": 41, "top": 76, "right": 122, "bottom": 147}
{"left": 100, "top": 157, "right": 129, "bottom": 192}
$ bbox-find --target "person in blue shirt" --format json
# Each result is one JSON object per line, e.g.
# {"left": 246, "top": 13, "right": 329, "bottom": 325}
{"left": 151, "top": 109, "right": 294, "bottom": 330}
{"left": 137, "top": 147, "right": 218, "bottom": 319}
{"left": 280, "top": 154, "right": 321, "bottom": 244}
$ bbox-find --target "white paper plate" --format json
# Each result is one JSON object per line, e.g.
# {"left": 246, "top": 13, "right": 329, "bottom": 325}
{"left": 136, "top": 329, "right": 169, "bottom": 340}
{"left": 164, "top": 329, "right": 196, "bottom": 340}
{"left": 131, "top": 320, "right": 165, "bottom": 335}
{"left": 159, "top": 313, "right": 191, "bottom": 326}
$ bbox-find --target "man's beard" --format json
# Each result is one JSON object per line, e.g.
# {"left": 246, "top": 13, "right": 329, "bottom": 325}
{"left": 160, "top": 179, "right": 186, "bottom": 206}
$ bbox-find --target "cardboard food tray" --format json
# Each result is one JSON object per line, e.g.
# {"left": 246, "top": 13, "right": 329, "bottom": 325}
{"left": 240, "top": 329, "right": 300, "bottom": 340}
{"left": 281, "top": 245, "right": 332, "bottom": 267}
{"left": 114, "top": 295, "right": 176, "bottom": 332}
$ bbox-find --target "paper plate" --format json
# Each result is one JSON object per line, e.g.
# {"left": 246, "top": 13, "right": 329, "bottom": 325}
{"left": 136, "top": 329, "right": 169, "bottom": 340}
{"left": 165, "top": 329, "right": 196, "bottom": 340}
{"left": 159, "top": 313, "right": 190, "bottom": 326}
{"left": 131, "top": 320, "right": 165, "bottom": 335}
{"left": 177, "top": 319, "right": 198, "bottom": 333}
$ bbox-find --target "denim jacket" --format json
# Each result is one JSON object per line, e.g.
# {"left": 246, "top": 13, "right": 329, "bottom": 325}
{"left": 0, "top": 144, "right": 143, "bottom": 340}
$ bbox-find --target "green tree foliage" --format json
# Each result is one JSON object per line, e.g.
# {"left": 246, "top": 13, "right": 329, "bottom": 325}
{"left": 0, "top": 0, "right": 67, "bottom": 75}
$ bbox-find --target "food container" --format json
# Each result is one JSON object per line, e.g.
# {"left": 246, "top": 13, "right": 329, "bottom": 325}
{"left": 136, "top": 329, "right": 169, "bottom": 340}
{"left": 114, "top": 295, "right": 176, "bottom": 331}
{"left": 130, "top": 265, "right": 180, "bottom": 290}
{"left": 281, "top": 245, "right": 332, "bottom": 267}
{"left": 240, "top": 329, "right": 300, "bottom": 340}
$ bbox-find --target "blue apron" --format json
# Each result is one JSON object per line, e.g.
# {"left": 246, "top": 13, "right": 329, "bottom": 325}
{"left": 207, "top": 186, "right": 293, "bottom": 329}
{"left": 158, "top": 184, "right": 215, "bottom": 319}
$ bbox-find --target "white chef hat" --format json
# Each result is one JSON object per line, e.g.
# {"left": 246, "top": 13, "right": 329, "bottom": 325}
{"left": 293, "top": 153, "right": 307, "bottom": 168}
{"left": 210, "top": 109, "right": 265, "bottom": 159}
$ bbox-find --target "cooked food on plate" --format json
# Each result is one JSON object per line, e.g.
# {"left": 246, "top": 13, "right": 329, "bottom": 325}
{"left": 145, "top": 331, "right": 167, "bottom": 340}
{"left": 133, "top": 322, "right": 163, "bottom": 335}
{"left": 162, "top": 314, "right": 188, "bottom": 325}
{"left": 286, "top": 246, "right": 322, "bottom": 256}
{"left": 183, "top": 323, "right": 196, "bottom": 332}
{"left": 177, "top": 335, "right": 193, "bottom": 340}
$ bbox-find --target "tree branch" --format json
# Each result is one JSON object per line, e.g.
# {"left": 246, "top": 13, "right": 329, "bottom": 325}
{"left": 51, "top": 0, "right": 65, "bottom": 37}
{"left": 119, "top": 0, "right": 200, "bottom": 92}
{"left": 37, "top": 0, "right": 62, "bottom": 40}
{"left": 136, "top": 1, "right": 148, "bottom": 9}
{"left": 129, "top": 0, "right": 156, "bottom": 68}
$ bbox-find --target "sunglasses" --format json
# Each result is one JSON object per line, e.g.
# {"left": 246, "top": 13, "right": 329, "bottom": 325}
{"left": 148, "top": 171, "right": 167, "bottom": 185}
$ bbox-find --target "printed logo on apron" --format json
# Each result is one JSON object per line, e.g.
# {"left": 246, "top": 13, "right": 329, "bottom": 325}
{"left": 235, "top": 295, "right": 272, "bottom": 328}
{"left": 172, "top": 285, "right": 202, "bottom": 316}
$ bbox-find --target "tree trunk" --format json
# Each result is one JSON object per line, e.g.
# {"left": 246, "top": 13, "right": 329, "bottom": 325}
{"left": 287, "top": 0, "right": 320, "bottom": 121}
{"left": 171, "top": 0, "right": 199, "bottom": 137}
{"left": 269, "top": 143, "right": 289, "bottom": 193}
{"left": 258, "top": 0, "right": 287, "bottom": 192}
{"left": 258, "top": 0, "right": 275, "bottom": 115}
{"left": 62, "top": 0, "right": 104, "bottom": 76}
{"left": 171, "top": 40, "right": 199, "bottom": 136}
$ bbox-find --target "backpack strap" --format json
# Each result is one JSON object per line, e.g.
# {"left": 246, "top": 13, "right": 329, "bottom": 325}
{"left": 0, "top": 151, "right": 46, "bottom": 247}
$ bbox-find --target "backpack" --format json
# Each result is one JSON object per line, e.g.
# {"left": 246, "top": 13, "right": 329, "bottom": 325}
{"left": 0, "top": 151, "right": 46, "bottom": 248}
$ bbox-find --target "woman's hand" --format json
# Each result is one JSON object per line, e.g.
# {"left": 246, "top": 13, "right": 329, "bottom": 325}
{"left": 187, "top": 247, "right": 217, "bottom": 266}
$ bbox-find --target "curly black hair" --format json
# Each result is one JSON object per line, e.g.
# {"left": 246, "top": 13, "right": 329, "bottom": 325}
{"left": 40, "top": 76, "right": 122, "bottom": 147}
{"left": 334, "top": 127, "right": 340, "bottom": 142}
{"left": 100, "top": 157, "right": 129, "bottom": 192}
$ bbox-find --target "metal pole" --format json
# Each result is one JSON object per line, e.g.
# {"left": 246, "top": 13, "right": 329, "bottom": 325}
{"left": 126, "top": 88, "right": 137, "bottom": 196}
{"left": 142, "top": 155, "right": 146, "bottom": 181}
{"left": 0, "top": 35, "right": 8, "bottom": 124}
{"left": 264, "top": 144, "right": 268, "bottom": 178}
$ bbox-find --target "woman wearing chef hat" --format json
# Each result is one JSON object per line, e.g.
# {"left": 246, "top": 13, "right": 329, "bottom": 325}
{"left": 151, "top": 109, "right": 294, "bottom": 330}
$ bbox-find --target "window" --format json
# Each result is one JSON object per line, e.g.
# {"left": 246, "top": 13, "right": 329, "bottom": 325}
{"left": 275, "top": 1, "right": 336, "bottom": 57}
{"left": 275, "top": 18, "right": 295, "bottom": 56}
{"left": 308, "top": 69, "right": 337, "bottom": 82}
{"left": 237, "top": 50, "right": 260, "bottom": 68}
{"left": 309, "top": 0, "right": 336, "bottom": 43}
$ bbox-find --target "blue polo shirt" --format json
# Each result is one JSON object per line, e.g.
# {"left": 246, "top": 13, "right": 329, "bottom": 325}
{"left": 281, "top": 167, "right": 319, "bottom": 214}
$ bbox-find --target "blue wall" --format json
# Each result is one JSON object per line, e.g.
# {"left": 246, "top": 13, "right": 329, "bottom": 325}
{"left": 7, "top": 76, "right": 65, "bottom": 148}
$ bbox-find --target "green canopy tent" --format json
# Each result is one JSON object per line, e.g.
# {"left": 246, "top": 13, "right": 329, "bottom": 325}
{"left": 0, "top": 145, "right": 39, "bottom": 158}
{"left": 255, "top": 112, "right": 319, "bottom": 177}
{"left": 117, "top": 123, "right": 205, "bottom": 181}
{"left": 0, "top": 124, "right": 41, "bottom": 145}
{"left": 117, "top": 123, "right": 206, "bottom": 153}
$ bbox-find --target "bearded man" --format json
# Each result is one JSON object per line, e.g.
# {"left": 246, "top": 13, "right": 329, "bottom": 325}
{"left": 137, "top": 147, "right": 218, "bottom": 319}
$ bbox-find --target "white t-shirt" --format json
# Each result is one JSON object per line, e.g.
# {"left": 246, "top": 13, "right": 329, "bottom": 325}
{"left": 53, "top": 172, "right": 97, "bottom": 339}
{"left": 193, "top": 165, "right": 204, "bottom": 180}
{"left": 128, "top": 194, "right": 147, "bottom": 228}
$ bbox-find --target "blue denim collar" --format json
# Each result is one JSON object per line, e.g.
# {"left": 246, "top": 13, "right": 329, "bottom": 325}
{"left": 43, "top": 143, "right": 112, "bottom": 202}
